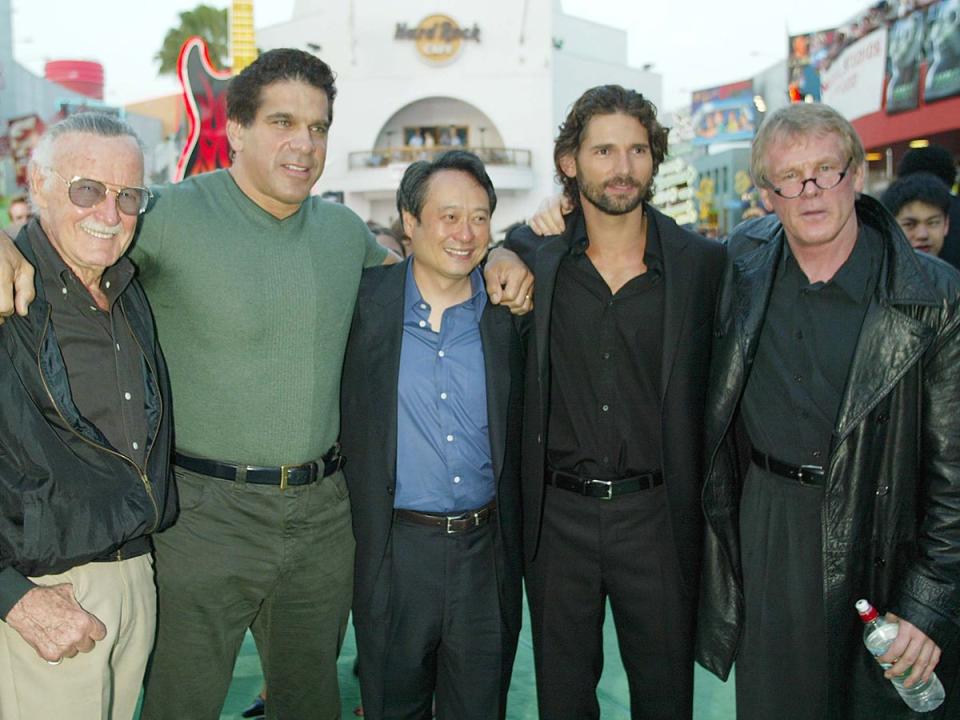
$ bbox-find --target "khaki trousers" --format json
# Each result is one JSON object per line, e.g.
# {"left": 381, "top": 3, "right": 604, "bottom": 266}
{"left": 0, "top": 554, "right": 155, "bottom": 720}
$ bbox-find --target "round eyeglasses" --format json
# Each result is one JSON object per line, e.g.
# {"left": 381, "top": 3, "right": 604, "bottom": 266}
{"left": 47, "top": 169, "right": 152, "bottom": 216}
{"left": 771, "top": 158, "right": 853, "bottom": 199}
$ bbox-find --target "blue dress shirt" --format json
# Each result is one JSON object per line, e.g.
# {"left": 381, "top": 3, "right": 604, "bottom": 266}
{"left": 394, "top": 261, "right": 495, "bottom": 513}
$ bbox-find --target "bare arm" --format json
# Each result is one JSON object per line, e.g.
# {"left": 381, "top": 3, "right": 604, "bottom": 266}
{"left": 4, "top": 584, "right": 107, "bottom": 662}
{"left": 0, "top": 231, "right": 35, "bottom": 324}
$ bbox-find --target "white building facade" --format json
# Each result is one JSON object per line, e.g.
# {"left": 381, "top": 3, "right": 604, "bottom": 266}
{"left": 258, "top": 0, "right": 660, "bottom": 230}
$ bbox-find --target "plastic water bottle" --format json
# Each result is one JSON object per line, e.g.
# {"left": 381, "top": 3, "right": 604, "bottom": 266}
{"left": 855, "top": 599, "right": 945, "bottom": 712}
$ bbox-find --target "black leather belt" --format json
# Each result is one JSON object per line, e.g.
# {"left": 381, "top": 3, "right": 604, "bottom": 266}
{"left": 394, "top": 501, "right": 496, "bottom": 534}
{"left": 751, "top": 449, "right": 825, "bottom": 487}
{"left": 174, "top": 444, "right": 343, "bottom": 490}
{"left": 546, "top": 467, "right": 663, "bottom": 500}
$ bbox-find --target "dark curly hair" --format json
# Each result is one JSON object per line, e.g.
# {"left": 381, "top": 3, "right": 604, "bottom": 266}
{"left": 227, "top": 49, "right": 337, "bottom": 127}
{"left": 554, "top": 85, "right": 669, "bottom": 207}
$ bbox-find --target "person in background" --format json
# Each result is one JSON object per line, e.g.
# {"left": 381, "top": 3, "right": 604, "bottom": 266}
{"left": 897, "top": 145, "right": 960, "bottom": 268}
{"left": 881, "top": 171, "right": 952, "bottom": 257}
{"left": 3, "top": 194, "right": 31, "bottom": 239}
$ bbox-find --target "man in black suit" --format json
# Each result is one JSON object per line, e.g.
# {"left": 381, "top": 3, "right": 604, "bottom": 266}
{"left": 340, "top": 150, "right": 524, "bottom": 720}
{"left": 506, "top": 85, "right": 724, "bottom": 719}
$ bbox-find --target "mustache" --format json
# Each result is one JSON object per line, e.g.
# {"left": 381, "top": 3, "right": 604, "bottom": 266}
{"left": 604, "top": 175, "right": 642, "bottom": 188}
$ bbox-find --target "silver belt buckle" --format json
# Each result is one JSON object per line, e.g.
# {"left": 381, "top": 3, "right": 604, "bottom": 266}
{"left": 588, "top": 478, "right": 614, "bottom": 500}
{"left": 797, "top": 464, "right": 824, "bottom": 485}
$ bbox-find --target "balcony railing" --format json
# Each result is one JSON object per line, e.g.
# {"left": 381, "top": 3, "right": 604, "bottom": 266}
{"left": 348, "top": 146, "right": 532, "bottom": 170}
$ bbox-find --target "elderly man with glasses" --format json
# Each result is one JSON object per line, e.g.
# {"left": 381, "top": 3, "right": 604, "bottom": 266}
{"left": 0, "top": 112, "right": 176, "bottom": 720}
{"left": 697, "top": 103, "right": 960, "bottom": 718}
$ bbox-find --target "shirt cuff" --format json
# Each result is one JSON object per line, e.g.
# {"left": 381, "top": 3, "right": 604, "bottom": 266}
{"left": 0, "top": 566, "right": 37, "bottom": 620}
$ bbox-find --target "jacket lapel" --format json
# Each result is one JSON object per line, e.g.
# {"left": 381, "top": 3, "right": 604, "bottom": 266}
{"left": 365, "top": 261, "right": 408, "bottom": 479}
{"left": 656, "top": 211, "right": 692, "bottom": 399}
{"left": 481, "top": 305, "right": 512, "bottom": 480}
{"left": 533, "top": 235, "right": 570, "bottom": 383}
{"left": 834, "top": 228, "right": 939, "bottom": 443}
{"left": 732, "top": 235, "right": 782, "bottom": 378}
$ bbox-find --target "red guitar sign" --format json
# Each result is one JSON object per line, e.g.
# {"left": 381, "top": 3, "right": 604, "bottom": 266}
{"left": 175, "top": 36, "right": 232, "bottom": 181}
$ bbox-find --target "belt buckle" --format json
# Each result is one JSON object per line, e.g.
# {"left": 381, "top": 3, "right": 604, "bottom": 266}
{"left": 589, "top": 478, "right": 614, "bottom": 500}
{"left": 280, "top": 464, "right": 293, "bottom": 491}
{"left": 797, "top": 464, "right": 823, "bottom": 486}
{"left": 445, "top": 515, "right": 460, "bottom": 534}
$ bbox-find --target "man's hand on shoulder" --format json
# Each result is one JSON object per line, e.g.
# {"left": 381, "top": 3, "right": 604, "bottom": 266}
{"left": 529, "top": 193, "right": 573, "bottom": 237}
{"left": 4, "top": 584, "right": 107, "bottom": 662}
{"left": 0, "top": 231, "right": 35, "bottom": 325}
{"left": 876, "top": 612, "right": 942, "bottom": 688}
{"left": 484, "top": 247, "right": 533, "bottom": 315}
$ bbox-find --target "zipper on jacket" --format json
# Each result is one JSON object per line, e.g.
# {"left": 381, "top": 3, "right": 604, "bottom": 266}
{"left": 35, "top": 305, "right": 162, "bottom": 534}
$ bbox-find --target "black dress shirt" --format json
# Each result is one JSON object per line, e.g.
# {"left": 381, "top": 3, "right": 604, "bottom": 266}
{"left": 546, "top": 212, "right": 664, "bottom": 479}
{"left": 29, "top": 222, "right": 148, "bottom": 468}
{"left": 742, "top": 225, "right": 881, "bottom": 467}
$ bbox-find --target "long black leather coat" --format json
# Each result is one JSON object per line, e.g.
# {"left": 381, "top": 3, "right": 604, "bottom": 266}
{"left": 697, "top": 195, "right": 960, "bottom": 718}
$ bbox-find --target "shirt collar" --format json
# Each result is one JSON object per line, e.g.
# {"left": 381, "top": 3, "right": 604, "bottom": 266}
{"left": 404, "top": 258, "right": 487, "bottom": 323}
{"left": 781, "top": 223, "right": 879, "bottom": 304}
{"left": 28, "top": 218, "right": 135, "bottom": 308}
{"left": 567, "top": 205, "right": 663, "bottom": 266}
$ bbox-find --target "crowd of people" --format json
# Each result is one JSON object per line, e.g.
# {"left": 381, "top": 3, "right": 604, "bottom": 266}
{"left": 0, "top": 46, "right": 959, "bottom": 720}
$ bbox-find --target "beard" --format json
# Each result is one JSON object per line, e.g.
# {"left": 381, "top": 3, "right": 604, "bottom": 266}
{"left": 577, "top": 171, "right": 647, "bottom": 216}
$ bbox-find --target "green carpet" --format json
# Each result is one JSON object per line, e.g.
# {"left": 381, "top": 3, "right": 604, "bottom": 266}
{"left": 209, "top": 598, "right": 737, "bottom": 719}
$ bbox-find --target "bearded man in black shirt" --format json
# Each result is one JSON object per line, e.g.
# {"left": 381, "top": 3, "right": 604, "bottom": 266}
{"left": 506, "top": 84, "right": 724, "bottom": 719}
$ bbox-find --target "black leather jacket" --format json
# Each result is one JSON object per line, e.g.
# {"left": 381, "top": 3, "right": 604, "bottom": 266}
{"left": 0, "top": 227, "right": 176, "bottom": 615}
{"left": 697, "top": 195, "right": 960, "bottom": 717}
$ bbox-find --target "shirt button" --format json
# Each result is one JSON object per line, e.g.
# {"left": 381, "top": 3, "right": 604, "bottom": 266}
{"left": 105, "top": 281, "right": 111, "bottom": 289}
{"left": 115, "top": 343, "right": 120, "bottom": 351}
{"left": 124, "top": 392, "right": 132, "bottom": 400}
{"left": 602, "top": 352, "right": 610, "bottom": 360}
{"left": 61, "top": 287, "right": 67, "bottom": 295}
{"left": 440, "top": 392, "right": 448, "bottom": 400}
{"left": 418, "top": 320, "right": 427, "bottom": 328}
{"left": 132, "top": 442, "right": 140, "bottom": 450}
{"left": 601, "top": 404, "right": 609, "bottom": 412}
{"left": 419, "top": 303, "right": 427, "bottom": 310}
{"left": 812, "top": 450, "right": 822, "bottom": 458}
{"left": 446, "top": 434, "right": 454, "bottom": 442}
{"left": 793, "top": 373, "right": 802, "bottom": 382}
{"left": 438, "top": 350, "right": 445, "bottom": 358}
{"left": 453, "top": 476, "right": 462, "bottom": 484}
{"left": 89, "top": 305, "right": 97, "bottom": 312}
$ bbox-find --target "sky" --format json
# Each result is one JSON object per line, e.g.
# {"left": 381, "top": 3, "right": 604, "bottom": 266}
{"left": 9, "top": 0, "right": 876, "bottom": 110}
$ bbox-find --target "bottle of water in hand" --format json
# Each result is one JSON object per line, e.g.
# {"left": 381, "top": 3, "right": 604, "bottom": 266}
{"left": 855, "top": 599, "right": 945, "bottom": 713}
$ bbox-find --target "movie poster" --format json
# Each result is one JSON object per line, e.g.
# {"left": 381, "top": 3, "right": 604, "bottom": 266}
{"left": 924, "top": 0, "right": 960, "bottom": 102}
{"left": 886, "top": 12, "right": 926, "bottom": 112}
{"left": 691, "top": 80, "right": 756, "bottom": 145}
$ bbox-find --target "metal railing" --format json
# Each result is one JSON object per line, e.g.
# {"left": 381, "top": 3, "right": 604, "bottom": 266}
{"left": 348, "top": 146, "right": 532, "bottom": 169}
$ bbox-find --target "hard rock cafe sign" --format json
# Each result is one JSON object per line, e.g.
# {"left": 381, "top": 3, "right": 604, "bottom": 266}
{"left": 395, "top": 14, "right": 481, "bottom": 64}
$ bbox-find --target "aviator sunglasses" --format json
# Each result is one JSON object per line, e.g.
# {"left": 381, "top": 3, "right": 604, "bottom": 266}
{"left": 47, "top": 168, "right": 153, "bottom": 216}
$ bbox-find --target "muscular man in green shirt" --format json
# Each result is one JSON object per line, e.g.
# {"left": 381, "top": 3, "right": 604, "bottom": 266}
{"left": 0, "top": 49, "right": 532, "bottom": 720}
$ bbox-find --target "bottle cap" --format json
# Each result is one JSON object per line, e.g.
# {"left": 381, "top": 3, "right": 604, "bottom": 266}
{"left": 855, "top": 598, "right": 879, "bottom": 622}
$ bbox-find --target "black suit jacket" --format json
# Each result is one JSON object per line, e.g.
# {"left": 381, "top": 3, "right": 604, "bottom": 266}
{"left": 340, "top": 259, "right": 525, "bottom": 633}
{"left": 506, "top": 206, "right": 724, "bottom": 593}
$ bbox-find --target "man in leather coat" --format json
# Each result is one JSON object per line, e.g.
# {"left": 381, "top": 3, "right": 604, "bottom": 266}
{"left": 697, "top": 102, "right": 960, "bottom": 718}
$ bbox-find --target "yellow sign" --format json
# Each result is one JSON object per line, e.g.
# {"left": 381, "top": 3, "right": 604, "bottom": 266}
{"left": 395, "top": 15, "right": 481, "bottom": 64}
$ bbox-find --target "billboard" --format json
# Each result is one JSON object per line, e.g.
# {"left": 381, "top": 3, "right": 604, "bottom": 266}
{"left": 887, "top": 11, "right": 927, "bottom": 112}
{"left": 690, "top": 80, "right": 756, "bottom": 146}
{"left": 925, "top": 0, "right": 960, "bottom": 102}
{"left": 821, "top": 28, "right": 888, "bottom": 120}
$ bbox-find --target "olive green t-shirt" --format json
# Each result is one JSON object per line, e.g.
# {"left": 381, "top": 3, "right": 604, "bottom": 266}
{"left": 130, "top": 170, "right": 387, "bottom": 466}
